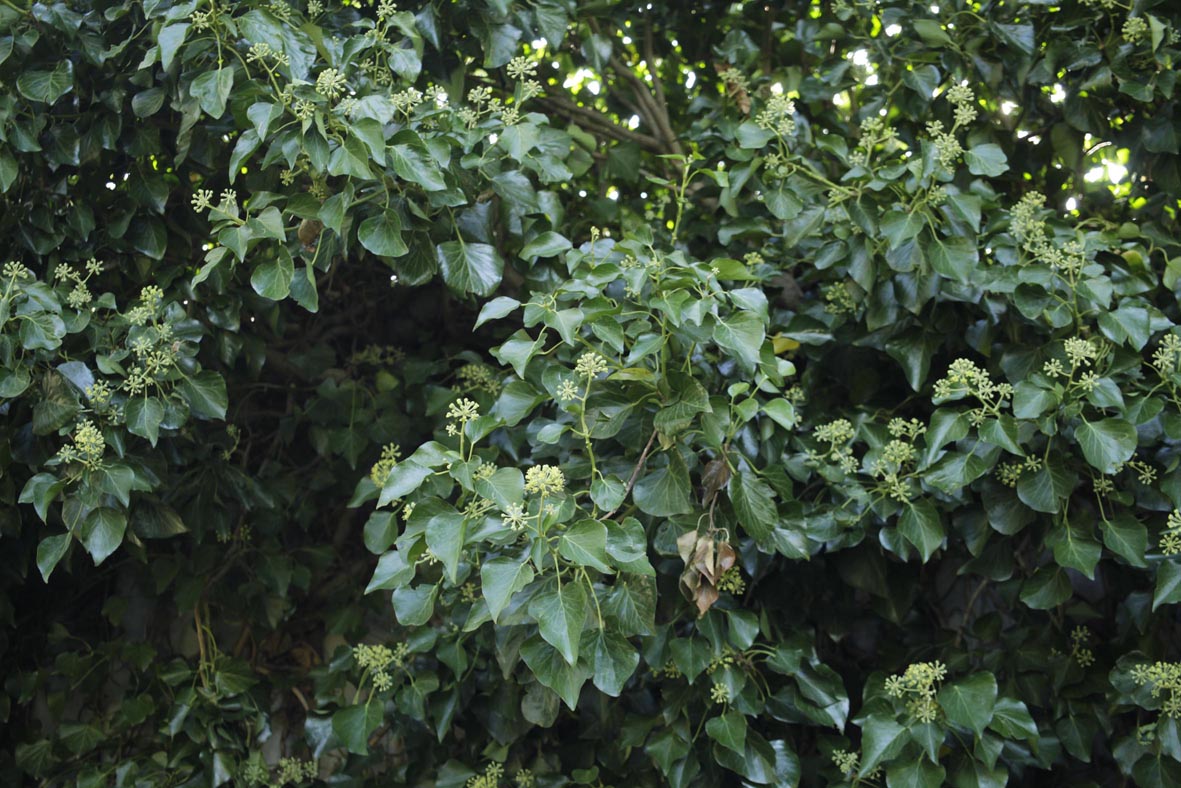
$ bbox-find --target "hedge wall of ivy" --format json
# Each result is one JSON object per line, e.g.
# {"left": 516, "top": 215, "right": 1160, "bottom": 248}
{"left": 3, "top": 0, "right": 1181, "bottom": 786}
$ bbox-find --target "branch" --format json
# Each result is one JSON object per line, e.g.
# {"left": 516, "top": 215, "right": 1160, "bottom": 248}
{"left": 605, "top": 428, "right": 659, "bottom": 520}
{"left": 536, "top": 93, "right": 665, "bottom": 151}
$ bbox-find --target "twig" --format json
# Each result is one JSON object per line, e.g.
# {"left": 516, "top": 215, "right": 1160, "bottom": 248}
{"left": 954, "top": 577, "right": 990, "bottom": 648}
{"left": 606, "top": 428, "right": 659, "bottom": 520}
{"left": 536, "top": 94, "right": 664, "bottom": 151}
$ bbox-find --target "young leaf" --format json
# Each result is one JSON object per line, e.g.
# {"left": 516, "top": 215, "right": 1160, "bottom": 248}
{"left": 332, "top": 704, "right": 383, "bottom": 755}
{"left": 1075, "top": 417, "right": 1137, "bottom": 474}
{"left": 559, "top": 519, "right": 614, "bottom": 573}
{"left": 937, "top": 672, "right": 997, "bottom": 736}
{"left": 481, "top": 556, "right": 534, "bottom": 622}
{"left": 528, "top": 578, "right": 588, "bottom": 665}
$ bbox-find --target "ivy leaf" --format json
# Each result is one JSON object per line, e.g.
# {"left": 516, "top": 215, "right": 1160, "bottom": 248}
{"left": 19, "top": 473, "right": 65, "bottom": 523}
{"left": 520, "top": 635, "right": 590, "bottom": 710}
{"left": 591, "top": 475, "right": 627, "bottom": 512}
{"left": 1020, "top": 567, "right": 1072, "bottom": 609}
{"left": 491, "top": 329, "right": 547, "bottom": 377}
{"left": 633, "top": 453, "right": 694, "bottom": 517}
{"left": 125, "top": 397, "right": 165, "bottom": 446}
{"left": 1013, "top": 381, "right": 1056, "bottom": 419}
{"left": 36, "top": 534, "right": 71, "bottom": 582}
{"left": 988, "top": 697, "right": 1039, "bottom": 743}
{"left": 1046, "top": 519, "right": 1101, "bottom": 579}
{"left": 365, "top": 549, "right": 415, "bottom": 593}
{"left": 964, "top": 143, "right": 1009, "bottom": 176}
{"left": 602, "top": 574, "right": 656, "bottom": 636}
{"left": 332, "top": 703, "right": 382, "bottom": 755}
{"left": 480, "top": 556, "right": 534, "bottom": 622}
{"left": 474, "top": 296, "right": 521, "bottom": 328}
{"left": 424, "top": 509, "right": 467, "bottom": 584}
{"left": 157, "top": 23, "right": 189, "bottom": 70}
{"left": 190, "top": 67, "right": 234, "bottom": 119}
{"left": 389, "top": 143, "right": 445, "bottom": 190}
{"left": 885, "top": 760, "right": 947, "bottom": 788}
{"left": 899, "top": 498, "right": 945, "bottom": 562}
{"left": 1075, "top": 417, "right": 1137, "bottom": 474}
{"left": 250, "top": 252, "right": 295, "bottom": 301}
{"left": 359, "top": 211, "right": 409, "bottom": 258}
{"left": 712, "top": 311, "right": 765, "bottom": 371}
{"left": 728, "top": 469, "right": 776, "bottom": 542}
{"left": 378, "top": 461, "right": 432, "bottom": 505}
{"left": 327, "top": 136, "right": 375, "bottom": 179}
{"left": 520, "top": 231, "right": 572, "bottom": 259}
{"left": 589, "top": 629, "right": 638, "bottom": 696}
{"left": 17, "top": 61, "right": 74, "bottom": 105}
{"left": 1016, "top": 458, "right": 1075, "bottom": 513}
{"left": 859, "top": 714, "right": 908, "bottom": 775}
{"left": 559, "top": 519, "right": 614, "bottom": 573}
{"left": 79, "top": 508, "right": 127, "bottom": 566}
{"left": 436, "top": 241, "right": 504, "bottom": 297}
{"left": 179, "top": 371, "right": 227, "bottom": 420}
{"left": 1102, "top": 514, "right": 1148, "bottom": 568}
{"left": 391, "top": 585, "right": 436, "bottom": 626}
{"left": 474, "top": 467, "right": 524, "bottom": 511}
{"left": 1154, "top": 562, "right": 1181, "bottom": 611}
{"left": 605, "top": 517, "right": 652, "bottom": 574}
{"left": 706, "top": 710, "right": 748, "bottom": 755}
{"left": 938, "top": 672, "right": 997, "bottom": 736}
{"left": 529, "top": 578, "right": 588, "bottom": 665}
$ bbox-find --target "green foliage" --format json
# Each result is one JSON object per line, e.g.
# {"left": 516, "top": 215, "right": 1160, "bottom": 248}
{"left": 4, "top": 0, "right": 1181, "bottom": 786}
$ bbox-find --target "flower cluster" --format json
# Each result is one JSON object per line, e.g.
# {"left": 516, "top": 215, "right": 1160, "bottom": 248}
{"left": 824, "top": 282, "right": 857, "bottom": 315}
{"left": 85, "top": 380, "right": 114, "bottom": 412}
{"left": 2, "top": 260, "right": 32, "bottom": 281}
{"left": 455, "top": 363, "right": 501, "bottom": 394}
{"left": 1130, "top": 661, "right": 1181, "bottom": 717}
{"left": 275, "top": 757, "right": 317, "bottom": 785}
{"left": 707, "top": 649, "right": 737, "bottom": 675}
{"left": 445, "top": 398, "right": 480, "bottom": 437}
{"left": 524, "top": 465, "right": 565, "bottom": 496}
{"left": 354, "top": 642, "right": 409, "bottom": 691}
{"left": 190, "top": 7, "right": 219, "bottom": 31}
{"left": 811, "top": 419, "right": 858, "bottom": 473}
{"left": 1064, "top": 336, "right": 1099, "bottom": 368}
{"left": 1153, "top": 333, "right": 1181, "bottom": 375}
{"left": 815, "top": 418, "right": 854, "bottom": 445}
{"left": 247, "top": 42, "right": 290, "bottom": 67}
{"left": 1070, "top": 626, "right": 1095, "bottom": 668}
{"left": 933, "top": 358, "right": 1013, "bottom": 416}
{"left": 54, "top": 259, "right": 102, "bottom": 310}
{"left": 513, "top": 769, "right": 535, "bottom": 788}
{"left": 756, "top": 94, "right": 796, "bottom": 137}
{"left": 500, "top": 502, "right": 528, "bottom": 531}
{"left": 709, "top": 683, "right": 730, "bottom": 704}
{"left": 997, "top": 456, "right": 1041, "bottom": 488}
{"left": 574, "top": 351, "right": 609, "bottom": 378}
{"left": 945, "top": 83, "right": 978, "bottom": 127}
{"left": 58, "top": 420, "right": 106, "bottom": 470}
{"left": 888, "top": 418, "right": 926, "bottom": 440}
{"left": 369, "top": 443, "right": 401, "bottom": 487}
{"left": 392, "top": 86, "right": 424, "bottom": 116}
{"left": 926, "top": 120, "right": 963, "bottom": 169}
{"left": 1160, "top": 509, "right": 1181, "bottom": 555}
{"left": 1010, "top": 192, "right": 1088, "bottom": 274}
{"left": 315, "top": 68, "right": 348, "bottom": 101}
{"left": 716, "top": 566, "right": 745, "bottom": 594}
{"left": 466, "top": 762, "right": 505, "bottom": 788}
{"left": 885, "top": 660, "right": 946, "bottom": 724}
{"left": 1122, "top": 16, "right": 1148, "bottom": 42}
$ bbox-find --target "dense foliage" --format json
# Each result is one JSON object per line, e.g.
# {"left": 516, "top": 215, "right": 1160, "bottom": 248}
{"left": 3, "top": 0, "right": 1181, "bottom": 785}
